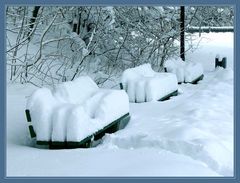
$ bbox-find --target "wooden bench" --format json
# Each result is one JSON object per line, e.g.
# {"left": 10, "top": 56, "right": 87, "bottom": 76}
{"left": 25, "top": 76, "right": 130, "bottom": 149}
{"left": 25, "top": 109, "right": 130, "bottom": 149}
{"left": 120, "top": 64, "right": 178, "bottom": 103}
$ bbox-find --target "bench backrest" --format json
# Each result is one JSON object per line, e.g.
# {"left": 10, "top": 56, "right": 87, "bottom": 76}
{"left": 121, "top": 64, "right": 155, "bottom": 85}
{"left": 53, "top": 76, "right": 99, "bottom": 104}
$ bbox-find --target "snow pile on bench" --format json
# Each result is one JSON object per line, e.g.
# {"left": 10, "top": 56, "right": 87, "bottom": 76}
{"left": 165, "top": 58, "right": 204, "bottom": 83}
{"left": 26, "top": 76, "right": 129, "bottom": 143}
{"left": 53, "top": 76, "right": 98, "bottom": 104}
{"left": 121, "top": 64, "right": 178, "bottom": 103}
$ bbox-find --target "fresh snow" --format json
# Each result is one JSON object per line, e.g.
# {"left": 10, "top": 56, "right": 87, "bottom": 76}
{"left": 7, "top": 32, "right": 234, "bottom": 177}
{"left": 184, "top": 62, "right": 203, "bottom": 82}
{"left": 27, "top": 76, "right": 129, "bottom": 142}
{"left": 164, "top": 57, "right": 204, "bottom": 83}
{"left": 53, "top": 76, "right": 99, "bottom": 104}
{"left": 121, "top": 64, "right": 178, "bottom": 102}
{"left": 186, "top": 32, "right": 233, "bottom": 71}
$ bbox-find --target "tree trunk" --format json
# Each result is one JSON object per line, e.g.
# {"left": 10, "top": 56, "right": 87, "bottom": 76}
{"left": 180, "top": 6, "right": 185, "bottom": 61}
{"left": 28, "top": 6, "right": 40, "bottom": 40}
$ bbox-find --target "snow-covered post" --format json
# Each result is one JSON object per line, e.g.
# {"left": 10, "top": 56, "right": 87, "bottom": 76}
{"left": 180, "top": 6, "right": 185, "bottom": 61}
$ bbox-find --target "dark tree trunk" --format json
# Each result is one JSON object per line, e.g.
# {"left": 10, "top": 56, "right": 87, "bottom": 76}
{"left": 180, "top": 6, "right": 185, "bottom": 61}
{"left": 77, "top": 15, "right": 81, "bottom": 35}
{"left": 73, "top": 23, "right": 77, "bottom": 33}
{"left": 28, "top": 6, "right": 41, "bottom": 40}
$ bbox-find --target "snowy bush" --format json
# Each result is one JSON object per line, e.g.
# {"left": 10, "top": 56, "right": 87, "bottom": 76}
{"left": 121, "top": 64, "right": 178, "bottom": 102}
{"left": 6, "top": 6, "right": 182, "bottom": 87}
{"left": 6, "top": 6, "right": 233, "bottom": 87}
{"left": 27, "top": 76, "right": 129, "bottom": 142}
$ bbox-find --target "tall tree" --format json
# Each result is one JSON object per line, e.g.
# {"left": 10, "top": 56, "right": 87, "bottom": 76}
{"left": 180, "top": 6, "right": 185, "bottom": 61}
{"left": 27, "top": 6, "right": 41, "bottom": 40}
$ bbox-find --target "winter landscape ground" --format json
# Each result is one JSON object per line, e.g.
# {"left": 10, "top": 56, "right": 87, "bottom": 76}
{"left": 7, "top": 32, "right": 233, "bottom": 177}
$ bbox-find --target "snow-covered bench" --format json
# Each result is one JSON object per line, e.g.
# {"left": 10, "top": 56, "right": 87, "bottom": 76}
{"left": 164, "top": 58, "right": 204, "bottom": 84}
{"left": 120, "top": 64, "right": 178, "bottom": 103}
{"left": 25, "top": 76, "right": 130, "bottom": 149}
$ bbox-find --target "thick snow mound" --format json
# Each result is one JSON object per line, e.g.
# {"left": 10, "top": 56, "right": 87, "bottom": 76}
{"left": 53, "top": 76, "right": 98, "bottom": 104}
{"left": 185, "top": 62, "right": 204, "bottom": 82}
{"left": 95, "top": 90, "right": 130, "bottom": 123}
{"left": 121, "top": 64, "right": 178, "bottom": 102}
{"left": 26, "top": 76, "right": 129, "bottom": 142}
{"left": 26, "top": 88, "right": 57, "bottom": 141}
{"left": 165, "top": 58, "right": 204, "bottom": 83}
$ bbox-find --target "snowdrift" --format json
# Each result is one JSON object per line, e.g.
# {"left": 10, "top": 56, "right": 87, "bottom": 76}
{"left": 164, "top": 58, "right": 204, "bottom": 84}
{"left": 25, "top": 76, "right": 130, "bottom": 148}
{"left": 121, "top": 64, "right": 178, "bottom": 103}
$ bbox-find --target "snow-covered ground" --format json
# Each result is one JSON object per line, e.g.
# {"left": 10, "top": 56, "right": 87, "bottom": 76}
{"left": 6, "top": 32, "right": 234, "bottom": 177}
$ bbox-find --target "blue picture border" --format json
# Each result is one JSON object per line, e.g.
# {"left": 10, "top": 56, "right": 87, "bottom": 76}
{"left": 1, "top": 0, "right": 239, "bottom": 183}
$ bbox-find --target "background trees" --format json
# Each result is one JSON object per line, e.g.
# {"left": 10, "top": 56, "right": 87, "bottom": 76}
{"left": 6, "top": 6, "right": 234, "bottom": 87}
{"left": 185, "top": 6, "right": 234, "bottom": 27}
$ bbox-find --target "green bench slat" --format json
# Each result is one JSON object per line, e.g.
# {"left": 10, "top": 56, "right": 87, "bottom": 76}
{"left": 25, "top": 109, "right": 32, "bottom": 122}
{"left": 29, "top": 125, "right": 36, "bottom": 138}
{"left": 185, "top": 74, "right": 204, "bottom": 85}
{"left": 158, "top": 90, "right": 178, "bottom": 101}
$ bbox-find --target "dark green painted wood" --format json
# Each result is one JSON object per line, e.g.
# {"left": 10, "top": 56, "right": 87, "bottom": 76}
{"left": 66, "top": 141, "right": 92, "bottom": 149}
{"left": 25, "top": 109, "right": 32, "bottom": 122}
{"left": 158, "top": 90, "right": 178, "bottom": 101}
{"left": 36, "top": 141, "right": 50, "bottom": 145}
{"left": 120, "top": 83, "right": 123, "bottom": 90}
{"left": 118, "top": 115, "right": 130, "bottom": 130}
{"left": 29, "top": 125, "right": 36, "bottom": 138}
{"left": 186, "top": 74, "right": 204, "bottom": 85}
{"left": 49, "top": 141, "right": 67, "bottom": 149}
